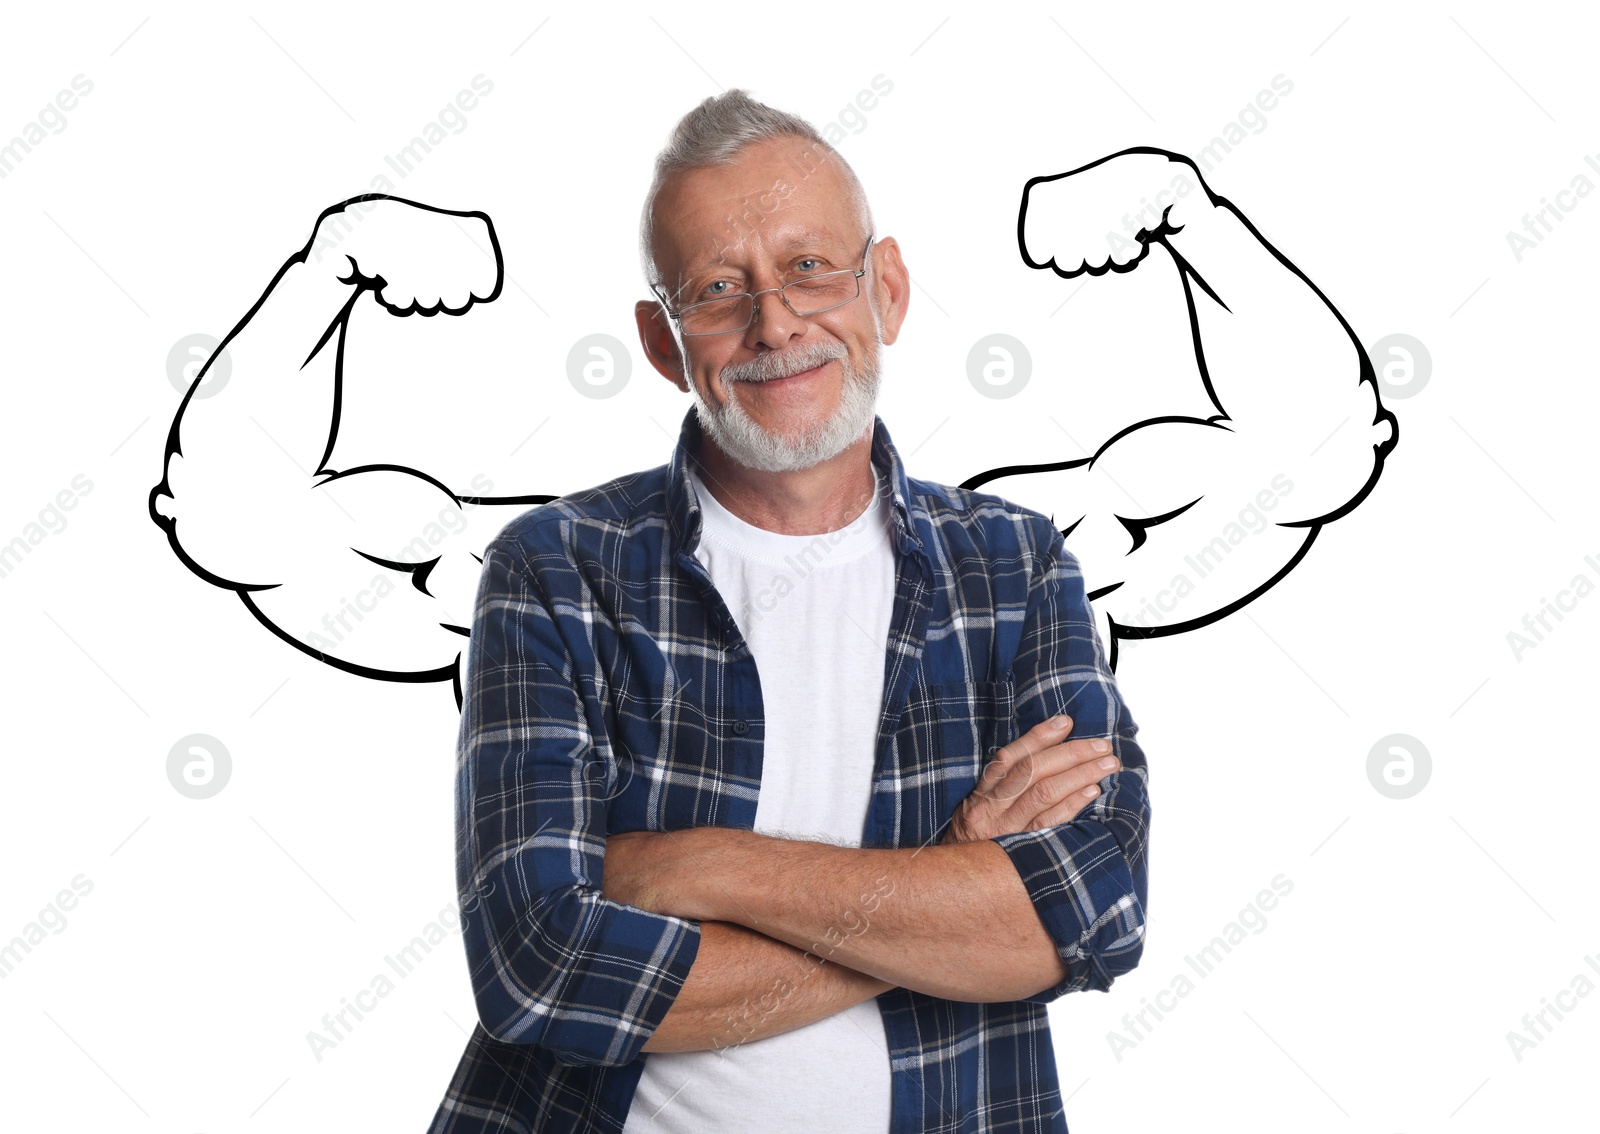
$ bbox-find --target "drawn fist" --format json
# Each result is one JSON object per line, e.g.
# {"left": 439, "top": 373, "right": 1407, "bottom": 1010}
{"left": 311, "top": 195, "right": 503, "bottom": 316}
{"left": 1019, "top": 147, "right": 1201, "bottom": 278}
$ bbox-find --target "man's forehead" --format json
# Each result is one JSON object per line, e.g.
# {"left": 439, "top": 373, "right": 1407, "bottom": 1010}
{"left": 679, "top": 224, "right": 854, "bottom": 273}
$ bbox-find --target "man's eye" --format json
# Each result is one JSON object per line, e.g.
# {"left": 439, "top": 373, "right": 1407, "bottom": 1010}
{"left": 794, "top": 258, "right": 821, "bottom": 272}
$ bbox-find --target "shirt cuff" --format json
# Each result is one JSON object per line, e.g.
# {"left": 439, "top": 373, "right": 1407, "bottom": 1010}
{"left": 991, "top": 820, "right": 1145, "bottom": 1001}
{"left": 479, "top": 891, "right": 704, "bottom": 1068}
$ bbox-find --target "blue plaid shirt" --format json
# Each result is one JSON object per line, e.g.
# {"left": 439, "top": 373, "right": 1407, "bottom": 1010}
{"left": 430, "top": 407, "right": 1151, "bottom": 1133}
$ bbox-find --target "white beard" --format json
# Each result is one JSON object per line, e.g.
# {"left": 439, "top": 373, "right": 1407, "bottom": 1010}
{"left": 688, "top": 332, "right": 884, "bottom": 474}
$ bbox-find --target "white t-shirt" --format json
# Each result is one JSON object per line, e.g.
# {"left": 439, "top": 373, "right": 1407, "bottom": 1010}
{"left": 621, "top": 458, "right": 897, "bottom": 1134}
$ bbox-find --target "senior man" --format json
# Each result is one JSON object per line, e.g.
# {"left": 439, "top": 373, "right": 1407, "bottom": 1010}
{"left": 431, "top": 90, "right": 1150, "bottom": 1134}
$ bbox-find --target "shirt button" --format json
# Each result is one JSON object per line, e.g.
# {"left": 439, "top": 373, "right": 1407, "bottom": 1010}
{"left": 731, "top": 719, "right": 750, "bottom": 736}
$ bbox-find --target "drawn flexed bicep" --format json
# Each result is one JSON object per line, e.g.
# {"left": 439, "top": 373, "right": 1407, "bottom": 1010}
{"left": 149, "top": 195, "right": 550, "bottom": 693}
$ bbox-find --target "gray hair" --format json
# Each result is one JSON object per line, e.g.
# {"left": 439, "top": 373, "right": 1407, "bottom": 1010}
{"left": 638, "top": 88, "right": 874, "bottom": 297}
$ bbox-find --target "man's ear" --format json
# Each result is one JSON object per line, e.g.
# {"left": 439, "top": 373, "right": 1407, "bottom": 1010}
{"left": 870, "top": 236, "right": 911, "bottom": 347}
{"left": 635, "top": 299, "right": 689, "bottom": 392}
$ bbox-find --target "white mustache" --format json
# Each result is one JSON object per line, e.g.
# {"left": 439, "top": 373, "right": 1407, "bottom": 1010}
{"left": 724, "top": 345, "right": 847, "bottom": 383}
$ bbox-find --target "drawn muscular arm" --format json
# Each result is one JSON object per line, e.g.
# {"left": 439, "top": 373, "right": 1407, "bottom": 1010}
{"left": 975, "top": 148, "right": 1397, "bottom": 647}
{"left": 149, "top": 195, "right": 538, "bottom": 686}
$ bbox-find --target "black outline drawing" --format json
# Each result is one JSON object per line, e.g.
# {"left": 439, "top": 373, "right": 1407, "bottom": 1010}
{"left": 148, "top": 195, "right": 552, "bottom": 709}
{"left": 150, "top": 149, "right": 1397, "bottom": 703}
{"left": 966, "top": 147, "right": 1396, "bottom": 668}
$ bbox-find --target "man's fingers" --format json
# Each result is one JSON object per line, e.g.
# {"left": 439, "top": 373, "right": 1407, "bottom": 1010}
{"left": 953, "top": 718, "right": 1121, "bottom": 840}
{"left": 1002, "top": 754, "right": 1114, "bottom": 821}
{"left": 1025, "top": 783, "right": 1104, "bottom": 831}
{"left": 980, "top": 735, "right": 1119, "bottom": 807}
{"left": 980, "top": 715, "right": 1072, "bottom": 786}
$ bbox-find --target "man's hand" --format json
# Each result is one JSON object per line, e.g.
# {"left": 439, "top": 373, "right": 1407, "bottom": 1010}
{"left": 940, "top": 715, "right": 1120, "bottom": 845}
{"left": 602, "top": 719, "right": 1121, "bottom": 901}
{"left": 1019, "top": 147, "right": 1201, "bottom": 278}
{"left": 309, "top": 195, "right": 503, "bottom": 316}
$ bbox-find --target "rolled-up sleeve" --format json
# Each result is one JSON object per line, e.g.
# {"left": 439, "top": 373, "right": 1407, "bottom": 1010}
{"left": 454, "top": 535, "right": 702, "bottom": 1067}
{"left": 993, "top": 523, "right": 1151, "bottom": 1005}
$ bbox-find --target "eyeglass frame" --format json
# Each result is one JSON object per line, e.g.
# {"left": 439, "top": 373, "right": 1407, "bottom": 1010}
{"left": 652, "top": 233, "right": 876, "bottom": 337}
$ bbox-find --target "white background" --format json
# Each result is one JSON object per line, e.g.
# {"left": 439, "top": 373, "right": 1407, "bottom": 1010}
{"left": 1, "top": 1, "right": 1595, "bottom": 1130}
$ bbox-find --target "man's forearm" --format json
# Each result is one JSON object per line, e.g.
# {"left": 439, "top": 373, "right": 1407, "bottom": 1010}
{"left": 643, "top": 919, "right": 895, "bottom": 1054}
{"left": 662, "top": 829, "right": 1067, "bottom": 1003}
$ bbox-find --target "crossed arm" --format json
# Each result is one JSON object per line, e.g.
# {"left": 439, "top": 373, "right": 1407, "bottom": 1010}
{"left": 608, "top": 828, "right": 1071, "bottom": 1054}
{"left": 458, "top": 522, "right": 1148, "bottom": 1067}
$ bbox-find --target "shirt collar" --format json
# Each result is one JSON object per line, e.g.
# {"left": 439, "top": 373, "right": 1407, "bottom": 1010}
{"left": 666, "top": 405, "right": 928, "bottom": 564}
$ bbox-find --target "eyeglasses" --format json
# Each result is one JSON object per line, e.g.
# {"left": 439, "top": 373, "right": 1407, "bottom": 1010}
{"left": 655, "top": 234, "right": 874, "bottom": 336}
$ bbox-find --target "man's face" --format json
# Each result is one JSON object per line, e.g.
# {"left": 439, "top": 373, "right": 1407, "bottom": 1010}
{"left": 639, "top": 135, "right": 909, "bottom": 474}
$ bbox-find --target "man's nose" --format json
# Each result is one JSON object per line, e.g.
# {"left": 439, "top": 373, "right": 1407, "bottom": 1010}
{"left": 743, "top": 286, "right": 808, "bottom": 350}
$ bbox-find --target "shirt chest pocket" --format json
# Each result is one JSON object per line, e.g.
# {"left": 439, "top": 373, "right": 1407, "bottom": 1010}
{"left": 898, "top": 674, "right": 1018, "bottom": 822}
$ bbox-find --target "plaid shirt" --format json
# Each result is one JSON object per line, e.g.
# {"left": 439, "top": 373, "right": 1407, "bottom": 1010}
{"left": 430, "top": 407, "right": 1151, "bottom": 1134}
